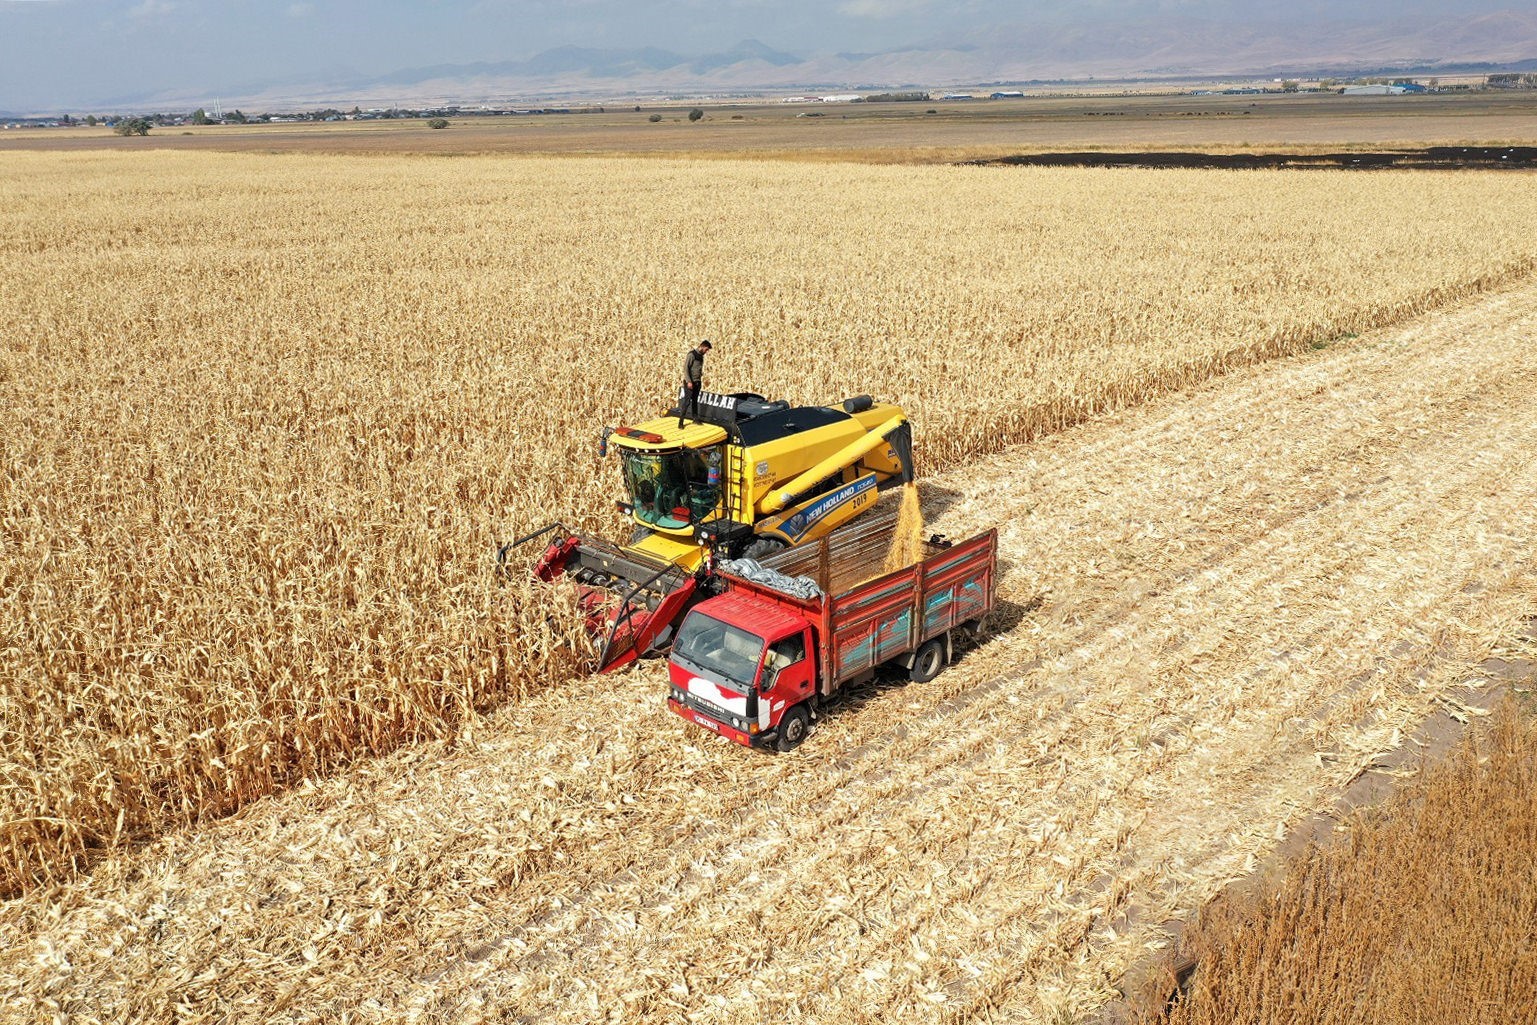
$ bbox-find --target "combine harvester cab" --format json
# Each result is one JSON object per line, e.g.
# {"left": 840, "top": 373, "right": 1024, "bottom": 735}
{"left": 667, "top": 511, "right": 999, "bottom": 750}
{"left": 509, "top": 388, "right": 915, "bottom": 673}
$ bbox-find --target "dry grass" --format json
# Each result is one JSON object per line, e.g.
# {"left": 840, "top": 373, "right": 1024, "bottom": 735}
{"left": 6, "top": 150, "right": 1537, "bottom": 900}
{"left": 1137, "top": 694, "right": 1537, "bottom": 1025}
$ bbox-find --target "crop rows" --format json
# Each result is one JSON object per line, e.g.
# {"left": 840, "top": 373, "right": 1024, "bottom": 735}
{"left": 1143, "top": 695, "right": 1537, "bottom": 1025}
{"left": 5, "top": 151, "right": 1537, "bottom": 895}
{"left": 4, "top": 270, "right": 1536, "bottom": 1022}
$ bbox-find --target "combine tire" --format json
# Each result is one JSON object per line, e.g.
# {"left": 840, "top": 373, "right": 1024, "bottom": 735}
{"left": 776, "top": 706, "right": 811, "bottom": 752}
{"left": 908, "top": 638, "right": 946, "bottom": 682}
{"left": 741, "top": 537, "right": 787, "bottom": 562}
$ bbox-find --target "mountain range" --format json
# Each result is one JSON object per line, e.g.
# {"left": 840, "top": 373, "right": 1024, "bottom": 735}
{"left": 140, "top": 12, "right": 1537, "bottom": 110}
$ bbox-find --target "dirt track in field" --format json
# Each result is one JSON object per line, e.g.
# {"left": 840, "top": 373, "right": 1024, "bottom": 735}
{"left": 5, "top": 279, "right": 1537, "bottom": 1023}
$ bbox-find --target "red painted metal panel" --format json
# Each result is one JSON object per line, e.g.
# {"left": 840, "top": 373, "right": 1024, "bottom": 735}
{"left": 711, "top": 526, "right": 998, "bottom": 694}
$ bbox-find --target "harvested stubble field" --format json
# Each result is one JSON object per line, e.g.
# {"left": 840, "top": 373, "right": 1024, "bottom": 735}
{"left": 4, "top": 149, "right": 1537, "bottom": 1020}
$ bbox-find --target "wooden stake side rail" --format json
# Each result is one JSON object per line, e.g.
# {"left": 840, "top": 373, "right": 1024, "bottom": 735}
{"left": 762, "top": 504, "right": 900, "bottom": 594}
{"left": 822, "top": 529, "right": 996, "bottom": 690}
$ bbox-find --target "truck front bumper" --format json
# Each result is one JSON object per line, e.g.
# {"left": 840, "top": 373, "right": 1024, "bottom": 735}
{"left": 667, "top": 697, "right": 771, "bottom": 748}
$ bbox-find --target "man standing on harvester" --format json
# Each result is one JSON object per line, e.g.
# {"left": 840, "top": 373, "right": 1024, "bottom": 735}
{"left": 679, "top": 339, "right": 711, "bottom": 428}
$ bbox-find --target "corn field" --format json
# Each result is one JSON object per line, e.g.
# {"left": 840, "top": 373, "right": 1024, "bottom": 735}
{"left": 3, "top": 145, "right": 1537, "bottom": 1019}
{"left": 1139, "top": 695, "right": 1537, "bottom": 1025}
{"left": 5, "top": 260, "right": 1537, "bottom": 1022}
{"left": 4, "top": 149, "right": 1537, "bottom": 910}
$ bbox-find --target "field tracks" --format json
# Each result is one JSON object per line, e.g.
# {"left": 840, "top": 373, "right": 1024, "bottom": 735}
{"left": 95, "top": 271, "right": 1532, "bottom": 1023}
{"left": 404, "top": 276, "right": 1537, "bottom": 1022}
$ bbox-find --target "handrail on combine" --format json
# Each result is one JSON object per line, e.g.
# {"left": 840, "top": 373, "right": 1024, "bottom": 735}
{"left": 599, "top": 558, "right": 683, "bottom": 669}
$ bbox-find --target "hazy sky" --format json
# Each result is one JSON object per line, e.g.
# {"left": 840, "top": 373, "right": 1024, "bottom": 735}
{"left": 0, "top": 0, "right": 1515, "bottom": 112}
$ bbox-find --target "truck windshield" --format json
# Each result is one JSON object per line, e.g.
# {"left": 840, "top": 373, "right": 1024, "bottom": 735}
{"left": 620, "top": 446, "right": 722, "bottom": 529}
{"left": 672, "top": 612, "right": 764, "bottom": 693}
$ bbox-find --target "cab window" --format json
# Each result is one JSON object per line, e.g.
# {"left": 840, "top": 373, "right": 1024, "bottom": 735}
{"left": 620, "top": 445, "right": 722, "bottom": 528}
{"left": 765, "top": 633, "right": 806, "bottom": 675}
{"left": 672, "top": 613, "right": 765, "bottom": 693}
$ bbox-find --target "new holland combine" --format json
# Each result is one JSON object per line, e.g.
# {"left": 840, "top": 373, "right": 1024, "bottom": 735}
{"left": 511, "top": 388, "right": 915, "bottom": 672}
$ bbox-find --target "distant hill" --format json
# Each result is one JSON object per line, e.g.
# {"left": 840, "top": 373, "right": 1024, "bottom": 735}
{"left": 135, "top": 13, "right": 1537, "bottom": 109}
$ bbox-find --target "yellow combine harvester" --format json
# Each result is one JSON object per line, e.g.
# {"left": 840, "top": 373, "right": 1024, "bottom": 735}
{"left": 519, "top": 389, "right": 913, "bottom": 671}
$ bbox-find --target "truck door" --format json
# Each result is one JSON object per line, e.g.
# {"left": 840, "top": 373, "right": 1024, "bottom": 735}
{"left": 760, "top": 630, "right": 813, "bottom": 728}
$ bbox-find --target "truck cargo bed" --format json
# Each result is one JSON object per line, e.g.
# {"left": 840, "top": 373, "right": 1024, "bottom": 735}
{"left": 758, "top": 503, "right": 900, "bottom": 595}
{"left": 724, "top": 513, "right": 997, "bottom": 694}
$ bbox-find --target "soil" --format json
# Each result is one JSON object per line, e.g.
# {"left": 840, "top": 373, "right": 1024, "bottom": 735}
{"left": 972, "top": 146, "right": 1537, "bottom": 170}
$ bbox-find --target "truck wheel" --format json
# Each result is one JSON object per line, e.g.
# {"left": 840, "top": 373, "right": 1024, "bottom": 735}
{"left": 908, "top": 638, "right": 947, "bottom": 682}
{"left": 776, "top": 706, "right": 811, "bottom": 752}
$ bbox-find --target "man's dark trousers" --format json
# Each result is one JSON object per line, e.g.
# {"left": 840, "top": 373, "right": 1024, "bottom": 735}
{"left": 679, "top": 382, "right": 699, "bottom": 427}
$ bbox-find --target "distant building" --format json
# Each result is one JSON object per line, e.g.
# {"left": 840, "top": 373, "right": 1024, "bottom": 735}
{"left": 990, "top": 91, "right": 1025, "bottom": 99}
{"left": 1341, "top": 84, "right": 1404, "bottom": 95}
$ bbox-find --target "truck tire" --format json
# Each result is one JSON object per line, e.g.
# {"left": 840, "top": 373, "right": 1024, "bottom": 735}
{"left": 776, "top": 705, "right": 811, "bottom": 752}
{"left": 908, "top": 638, "right": 947, "bottom": 682}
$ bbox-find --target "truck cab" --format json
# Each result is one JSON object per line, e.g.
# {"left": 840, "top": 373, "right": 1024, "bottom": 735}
{"left": 666, "top": 592, "right": 817, "bottom": 749}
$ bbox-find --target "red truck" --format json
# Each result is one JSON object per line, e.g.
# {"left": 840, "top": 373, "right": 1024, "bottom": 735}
{"left": 665, "top": 517, "right": 997, "bottom": 750}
